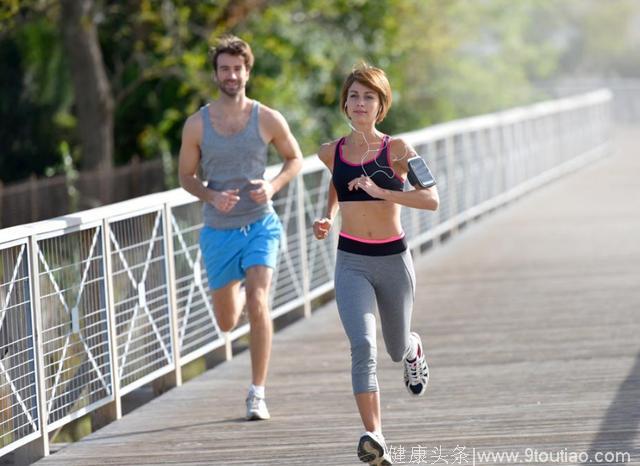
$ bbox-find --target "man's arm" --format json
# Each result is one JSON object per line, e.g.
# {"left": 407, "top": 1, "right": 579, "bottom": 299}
{"left": 178, "top": 114, "right": 208, "bottom": 201}
{"left": 178, "top": 114, "right": 239, "bottom": 213}
{"left": 265, "top": 108, "right": 303, "bottom": 192}
{"left": 250, "top": 107, "right": 303, "bottom": 203}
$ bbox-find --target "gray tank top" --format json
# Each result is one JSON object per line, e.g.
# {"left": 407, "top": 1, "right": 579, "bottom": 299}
{"left": 200, "top": 101, "right": 274, "bottom": 229}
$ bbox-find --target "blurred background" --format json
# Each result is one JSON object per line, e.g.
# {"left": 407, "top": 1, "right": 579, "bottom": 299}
{"left": 0, "top": 0, "right": 638, "bottom": 228}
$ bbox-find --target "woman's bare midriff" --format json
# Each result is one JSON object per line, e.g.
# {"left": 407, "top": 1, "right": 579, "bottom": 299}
{"left": 339, "top": 200, "right": 402, "bottom": 239}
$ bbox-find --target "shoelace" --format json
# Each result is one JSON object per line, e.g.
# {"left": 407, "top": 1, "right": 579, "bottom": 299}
{"left": 248, "top": 395, "right": 263, "bottom": 411}
{"left": 407, "top": 358, "right": 426, "bottom": 384}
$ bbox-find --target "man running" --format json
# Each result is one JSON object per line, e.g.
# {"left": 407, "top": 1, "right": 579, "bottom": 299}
{"left": 178, "top": 35, "right": 303, "bottom": 420}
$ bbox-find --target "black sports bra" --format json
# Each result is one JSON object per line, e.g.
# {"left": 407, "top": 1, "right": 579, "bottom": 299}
{"left": 331, "top": 135, "right": 405, "bottom": 202}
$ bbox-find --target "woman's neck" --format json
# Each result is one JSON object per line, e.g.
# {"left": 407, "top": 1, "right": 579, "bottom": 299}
{"left": 348, "top": 127, "right": 383, "bottom": 147}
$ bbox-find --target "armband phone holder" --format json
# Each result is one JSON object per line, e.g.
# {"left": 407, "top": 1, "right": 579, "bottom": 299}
{"left": 407, "top": 156, "right": 436, "bottom": 188}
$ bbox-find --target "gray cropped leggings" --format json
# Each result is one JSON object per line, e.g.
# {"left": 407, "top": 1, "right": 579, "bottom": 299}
{"left": 334, "top": 249, "right": 416, "bottom": 393}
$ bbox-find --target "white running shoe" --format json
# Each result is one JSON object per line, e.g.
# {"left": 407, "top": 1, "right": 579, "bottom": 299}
{"left": 246, "top": 393, "right": 271, "bottom": 421}
{"left": 357, "top": 431, "right": 393, "bottom": 465}
{"left": 403, "top": 332, "right": 429, "bottom": 396}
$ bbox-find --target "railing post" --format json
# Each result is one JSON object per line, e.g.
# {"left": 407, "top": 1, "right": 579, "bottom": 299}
{"left": 490, "top": 127, "right": 502, "bottom": 199}
{"left": 295, "top": 176, "right": 312, "bottom": 318}
{"left": 163, "top": 203, "right": 182, "bottom": 387}
{"left": 502, "top": 124, "right": 513, "bottom": 192}
{"left": 427, "top": 140, "right": 440, "bottom": 245}
{"left": 224, "top": 333, "right": 233, "bottom": 361}
{"left": 510, "top": 123, "right": 517, "bottom": 188}
{"left": 445, "top": 136, "right": 458, "bottom": 232}
{"left": 529, "top": 119, "right": 540, "bottom": 177}
{"left": 550, "top": 114, "right": 558, "bottom": 170}
{"left": 409, "top": 203, "right": 420, "bottom": 257}
{"left": 511, "top": 122, "right": 521, "bottom": 186}
{"left": 520, "top": 120, "right": 529, "bottom": 180}
{"left": 15, "top": 236, "right": 49, "bottom": 463}
{"left": 92, "top": 219, "right": 122, "bottom": 428}
{"left": 149, "top": 204, "right": 183, "bottom": 396}
{"left": 518, "top": 121, "right": 528, "bottom": 182}
{"left": 462, "top": 132, "right": 473, "bottom": 214}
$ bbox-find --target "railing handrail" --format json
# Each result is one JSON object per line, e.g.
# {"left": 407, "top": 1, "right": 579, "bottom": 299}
{"left": 400, "top": 88, "right": 612, "bottom": 143}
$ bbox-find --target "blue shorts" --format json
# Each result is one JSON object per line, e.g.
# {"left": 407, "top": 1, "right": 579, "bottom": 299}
{"left": 199, "top": 212, "right": 283, "bottom": 290}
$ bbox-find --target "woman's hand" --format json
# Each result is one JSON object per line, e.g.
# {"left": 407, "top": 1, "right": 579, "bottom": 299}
{"left": 313, "top": 217, "right": 333, "bottom": 240}
{"left": 347, "top": 175, "right": 387, "bottom": 200}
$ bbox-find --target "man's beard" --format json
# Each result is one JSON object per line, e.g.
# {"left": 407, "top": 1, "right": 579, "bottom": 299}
{"left": 219, "top": 80, "right": 243, "bottom": 97}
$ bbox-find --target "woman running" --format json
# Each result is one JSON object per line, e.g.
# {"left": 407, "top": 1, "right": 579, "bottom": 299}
{"left": 313, "top": 64, "right": 439, "bottom": 465}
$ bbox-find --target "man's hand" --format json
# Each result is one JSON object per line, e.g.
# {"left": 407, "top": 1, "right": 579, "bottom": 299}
{"left": 210, "top": 189, "right": 240, "bottom": 213}
{"left": 313, "top": 217, "right": 332, "bottom": 240}
{"left": 249, "top": 179, "right": 275, "bottom": 204}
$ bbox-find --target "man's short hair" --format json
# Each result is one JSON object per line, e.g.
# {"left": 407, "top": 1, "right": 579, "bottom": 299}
{"left": 209, "top": 35, "right": 254, "bottom": 71}
{"left": 340, "top": 63, "right": 393, "bottom": 123}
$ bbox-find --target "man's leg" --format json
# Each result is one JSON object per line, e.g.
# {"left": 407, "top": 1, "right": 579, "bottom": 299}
{"left": 211, "top": 280, "right": 244, "bottom": 333}
{"left": 240, "top": 213, "right": 280, "bottom": 420}
{"left": 200, "top": 225, "right": 246, "bottom": 332}
{"left": 244, "top": 266, "right": 273, "bottom": 386}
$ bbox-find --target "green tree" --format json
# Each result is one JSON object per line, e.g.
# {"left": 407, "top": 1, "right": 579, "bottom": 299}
{"left": 1, "top": 0, "right": 591, "bottom": 185}
{"left": 0, "top": 5, "right": 72, "bottom": 182}
{"left": 551, "top": 0, "right": 640, "bottom": 76}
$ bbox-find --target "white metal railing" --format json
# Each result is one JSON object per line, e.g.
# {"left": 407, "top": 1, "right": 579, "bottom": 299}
{"left": 543, "top": 77, "right": 640, "bottom": 124}
{"left": 0, "top": 89, "right": 612, "bottom": 460}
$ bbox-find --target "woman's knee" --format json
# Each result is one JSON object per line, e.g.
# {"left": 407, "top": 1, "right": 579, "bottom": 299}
{"left": 350, "top": 339, "right": 377, "bottom": 372}
{"left": 351, "top": 340, "right": 378, "bottom": 394}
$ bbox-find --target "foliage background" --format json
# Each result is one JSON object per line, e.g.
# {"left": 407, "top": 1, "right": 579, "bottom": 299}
{"left": 1, "top": 0, "right": 639, "bottom": 183}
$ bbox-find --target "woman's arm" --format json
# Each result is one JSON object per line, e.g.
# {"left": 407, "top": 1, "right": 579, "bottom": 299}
{"left": 379, "top": 185, "right": 439, "bottom": 210}
{"left": 388, "top": 136, "right": 439, "bottom": 210}
{"left": 346, "top": 136, "right": 440, "bottom": 210}
{"left": 347, "top": 175, "right": 439, "bottom": 210}
{"left": 324, "top": 182, "right": 339, "bottom": 220}
{"left": 314, "top": 143, "right": 339, "bottom": 240}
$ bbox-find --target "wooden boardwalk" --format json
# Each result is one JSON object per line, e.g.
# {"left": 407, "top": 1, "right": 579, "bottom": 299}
{"left": 34, "top": 129, "right": 640, "bottom": 465}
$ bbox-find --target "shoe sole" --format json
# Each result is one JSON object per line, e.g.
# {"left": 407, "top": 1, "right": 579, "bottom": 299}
{"left": 246, "top": 412, "right": 270, "bottom": 421}
{"left": 357, "top": 434, "right": 392, "bottom": 465}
